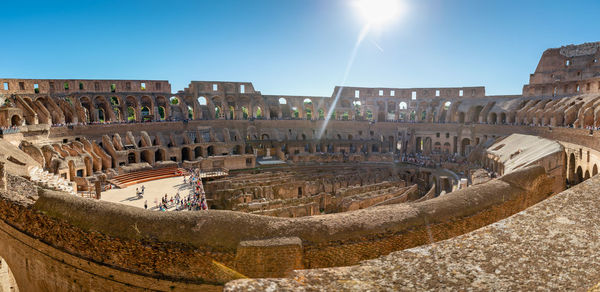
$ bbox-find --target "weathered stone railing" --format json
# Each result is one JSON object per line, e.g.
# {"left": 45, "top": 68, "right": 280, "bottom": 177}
{"left": 226, "top": 171, "right": 600, "bottom": 291}
{"left": 0, "top": 164, "right": 555, "bottom": 290}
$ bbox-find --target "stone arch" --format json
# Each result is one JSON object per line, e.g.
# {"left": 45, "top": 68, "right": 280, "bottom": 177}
{"left": 125, "top": 96, "right": 139, "bottom": 122}
{"left": 155, "top": 149, "right": 165, "bottom": 162}
{"left": 156, "top": 96, "right": 169, "bottom": 120}
{"left": 93, "top": 96, "right": 113, "bottom": 122}
{"left": 470, "top": 105, "right": 484, "bottom": 123}
{"left": 568, "top": 152, "right": 576, "bottom": 183}
{"left": 458, "top": 112, "right": 466, "bottom": 123}
{"left": 488, "top": 112, "right": 498, "bottom": 124}
{"left": 500, "top": 112, "right": 507, "bottom": 124}
{"left": 593, "top": 164, "right": 598, "bottom": 176}
{"left": 461, "top": 138, "right": 471, "bottom": 156}
{"left": 10, "top": 114, "right": 22, "bottom": 126}
{"left": 181, "top": 147, "right": 192, "bottom": 162}
{"left": 576, "top": 166, "right": 584, "bottom": 183}
{"left": 140, "top": 96, "right": 154, "bottom": 121}
{"left": 585, "top": 170, "right": 591, "bottom": 180}
{"left": 197, "top": 96, "right": 207, "bottom": 106}
{"left": 140, "top": 150, "right": 153, "bottom": 165}
{"left": 303, "top": 98, "right": 314, "bottom": 120}
{"left": 254, "top": 106, "right": 263, "bottom": 119}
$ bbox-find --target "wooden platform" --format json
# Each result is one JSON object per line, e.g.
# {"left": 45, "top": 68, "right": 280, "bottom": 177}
{"left": 108, "top": 167, "right": 185, "bottom": 189}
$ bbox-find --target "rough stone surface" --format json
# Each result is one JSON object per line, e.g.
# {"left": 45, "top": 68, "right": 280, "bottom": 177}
{"left": 225, "top": 175, "right": 600, "bottom": 291}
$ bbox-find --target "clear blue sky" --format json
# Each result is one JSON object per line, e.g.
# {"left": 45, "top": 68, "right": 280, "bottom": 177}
{"left": 1, "top": 0, "right": 598, "bottom": 96}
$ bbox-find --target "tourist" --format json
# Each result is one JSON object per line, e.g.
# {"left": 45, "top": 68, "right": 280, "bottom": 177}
{"left": 144, "top": 200, "right": 147, "bottom": 210}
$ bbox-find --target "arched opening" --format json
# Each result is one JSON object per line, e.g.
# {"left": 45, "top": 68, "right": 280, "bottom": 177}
{"left": 229, "top": 105, "right": 235, "bottom": 119}
{"left": 98, "top": 108, "right": 106, "bottom": 122}
{"left": 10, "top": 115, "right": 21, "bottom": 126}
{"left": 94, "top": 96, "right": 112, "bottom": 123}
{"left": 141, "top": 106, "right": 150, "bottom": 120}
{"left": 341, "top": 111, "right": 349, "bottom": 120}
{"left": 181, "top": 148, "right": 192, "bottom": 161}
{"left": 158, "top": 106, "right": 166, "bottom": 120}
{"left": 371, "top": 144, "right": 379, "bottom": 153}
{"left": 577, "top": 166, "right": 584, "bottom": 183}
{"left": 304, "top": 98, "right": 313, "bottom": 119}
{"left": 585, "top": 170, "right": 591, "bottom": 180}
{"left": 278, "top": 97, "right": 287, "bottom": 105}
{"left": 140, "top": 150, "right": 152, "bottom": 164}
{"left": 194, "top": 147, "right": 202, "bottom": 158}
{"left": 187, "top": 106, "right": 194, "bottom": 119}
{"left": 318, "top": 108, "right": 325, "bottom": 120}
{"left": 568, "top": 153, "right": 576, "bottom": 184}
{"left": 82, "top": 107, "right": 91, "bottom": 123}
{"left": 140, "top": 96, "right": 153, "bottom": 121}
{"left": 170, "top": 96, "right": 179, "bottom": 105}
{"left": 215, "top": 106, "right": 222, "bottom": 119}
{"left": 458, "top": 112, "right": 466, "bottom": 123}
{"left": 500, "top": 112, "right": 507, "bottom": 124}
{"left": 155, "top": 149, "right": 165, "bottom": 162}
{"left": 366, "top": 110, "right": 373, "bottom": 121}
{"left": 489, "top": 112, "right": 497, "bottom": 124}
{"left": 254, "top": 106, "right": 262, "bottom": 119}
{"left": 207, "top": 146, "right": 215, "bottom": 156}
{"left": 198, "top": 96, "right": 207, "bottom": 105}
{"left": 472, "top": 106, "right": 484, "bottom": 123}
{"left": 399, "top": 102, "right": 408, "bottom": 110}
{"left": 112, "top": 107, "right": 121, "bottom": 122}
{"left": 127, "top": 152, "right": 136, "bottom": 163}
{"left": 261, "top": 133, "right": 270, "bottom": 140}
{"left": 461, "top": 138, "right": 471, "bottom": 156}
{"left": 594, "top": 164, "right": 598, "bottom": 176}
{"left": 291, "top": 107, "right": 299, "bottom": 118}
{"left": 241, "top": 106, "right": 249, "bottom": 119}
{"left": 124, "top": 108, "right": 134, "bottom": 122}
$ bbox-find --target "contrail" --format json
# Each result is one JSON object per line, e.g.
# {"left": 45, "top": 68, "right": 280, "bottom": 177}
{"left": 317, "top": 24, "right": 371, "bottom": 139}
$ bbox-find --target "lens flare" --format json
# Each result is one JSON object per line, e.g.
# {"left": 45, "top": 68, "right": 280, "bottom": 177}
{"left": 354, "top": 0, "right": 403, "bottom": 27}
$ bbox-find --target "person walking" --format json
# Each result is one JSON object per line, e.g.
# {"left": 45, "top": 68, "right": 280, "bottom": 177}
{"left": 144, "top": 200, "right": 147, "bottom": 210}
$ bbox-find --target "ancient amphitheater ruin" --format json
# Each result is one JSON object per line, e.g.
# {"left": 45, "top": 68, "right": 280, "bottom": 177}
{"left": 1, "top": 42, "right": 600, "bottom": 291}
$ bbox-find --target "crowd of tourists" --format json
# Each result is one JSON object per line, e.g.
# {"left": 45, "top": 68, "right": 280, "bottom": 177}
{"left": 401, "top": 152, "right": 463, "bottom": 168}
{"left": 0, "top": 125, "right": 20, "bottom": 134}
{"left": 401, "top": 153, "right": 436, "bottom": 168}
{"left": 151, "top": 168, "right": 209, "bottom": 211}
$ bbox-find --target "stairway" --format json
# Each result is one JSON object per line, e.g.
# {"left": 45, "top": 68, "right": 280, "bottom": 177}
{"left": 108, "top": 167, "right": 185, "bottom": 188}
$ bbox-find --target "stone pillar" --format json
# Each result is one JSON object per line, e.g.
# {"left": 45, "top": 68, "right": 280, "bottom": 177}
{"left": 234, "top": 237, "right": 304, "bottom": 278}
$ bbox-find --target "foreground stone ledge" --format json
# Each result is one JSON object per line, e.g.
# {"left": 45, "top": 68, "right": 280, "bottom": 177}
{"left": 225, "top": 175, "right": 600, "bottom": 291}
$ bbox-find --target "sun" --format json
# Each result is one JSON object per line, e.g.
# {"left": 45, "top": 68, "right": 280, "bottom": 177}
{"left": 354, "top": 0, "right": 404, "bottom": 27}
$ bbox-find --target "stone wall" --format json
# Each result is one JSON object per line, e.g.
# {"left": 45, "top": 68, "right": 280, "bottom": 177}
{"left": 0, "top": 163, "right": 555, "bottom": 288}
